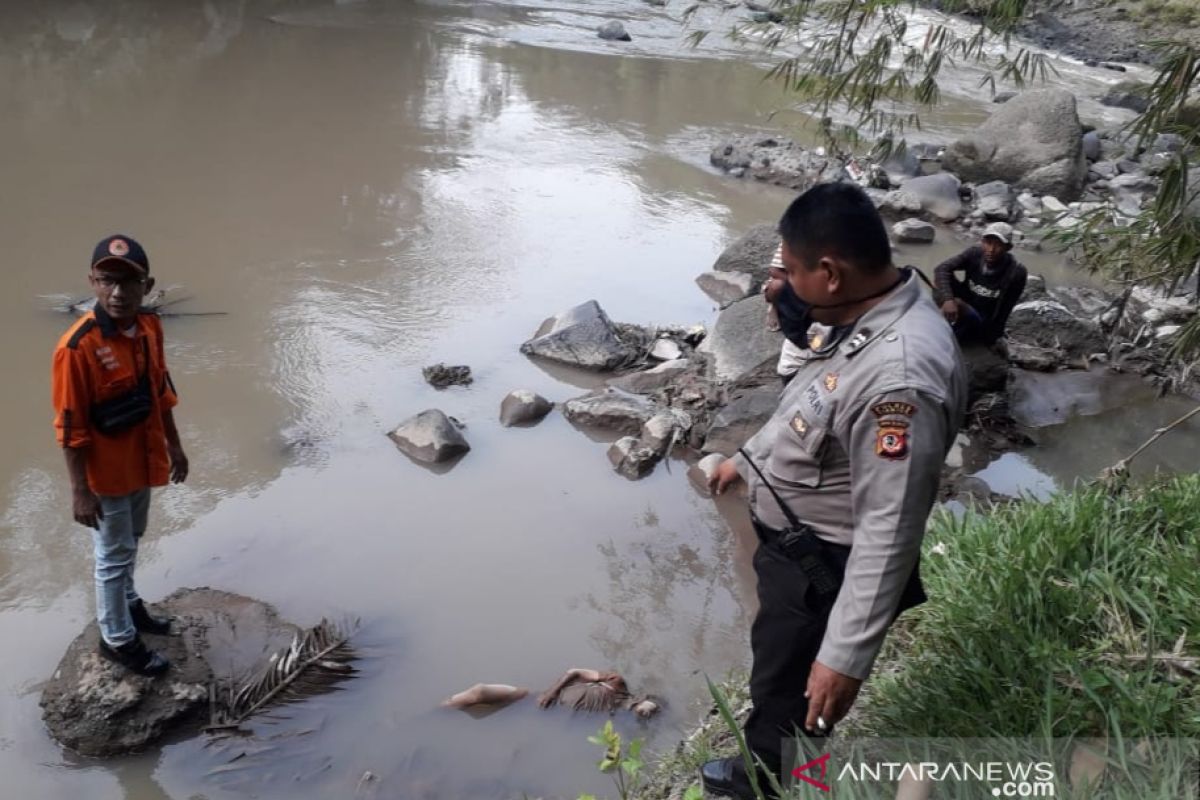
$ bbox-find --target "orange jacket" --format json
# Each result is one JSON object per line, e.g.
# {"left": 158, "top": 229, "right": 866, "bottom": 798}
{"left": 51, "top": 306, "right": 179, "bottom": 496}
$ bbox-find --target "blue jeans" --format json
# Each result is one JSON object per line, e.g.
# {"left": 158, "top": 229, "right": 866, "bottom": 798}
{"left": 92, "top": 489, "right": 151, "bottom": 647}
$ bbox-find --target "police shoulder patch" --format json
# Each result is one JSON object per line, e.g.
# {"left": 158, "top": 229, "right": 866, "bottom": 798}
{"left": 875, "top": 424, "right": 909, "bottom": 460}
{"left": 871, "top": 401, "right": 917, "bottom": 419}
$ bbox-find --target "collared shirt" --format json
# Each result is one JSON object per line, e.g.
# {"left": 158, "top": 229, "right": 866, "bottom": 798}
{"left": 51, "top": 306, "right": 179, "bottom": 496}
{"left": 738, "top": 271, "right": 967, "bottom": 680}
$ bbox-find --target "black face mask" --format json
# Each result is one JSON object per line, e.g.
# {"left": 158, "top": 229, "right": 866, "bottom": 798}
{"left": 777, "top": 268, "right": 911, "bottom": 350}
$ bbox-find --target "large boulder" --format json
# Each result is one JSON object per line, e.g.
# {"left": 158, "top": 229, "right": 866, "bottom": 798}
{"left": 974, "top": 180, "right": 1016, "bottom": 221}
{"left": 562, "top": 388, "right": 659, "bottom": 435}
{"left": 892, "top": 173, "right": 963, "bottom": 221}
{"left": 942, "top": 89, "right": 1087, "bottom": 201}
{"left": 1007, "top": 300, "right": 1105, "bottom": 359}
{"left": 702, "top": 383, "right": 780, "bottom": 456}
{"left": 711, "top": 223, "right": 780, "bottom": 284}
{"left": 41, "top": 589, "right": 300, "bottom": 757}
{"left": 892, "top": 218, "right": 936, "bottom": 243}
{"left": 960, "top": 344, "right": 1009, "bottom": 401}
{"left": 519, "top": 300, "right": 638, "bottom": 371}
{"left": 710, "top": 137, "right": 849, "bottom": 192}
{"left": 387, "top": 409, "right": 470, "bottom": 464}
{"left": 499, "top": 390, "right": 553, "bottom": 427}
{"left": 696, "top": 295, "right": 783, "bottom": 382}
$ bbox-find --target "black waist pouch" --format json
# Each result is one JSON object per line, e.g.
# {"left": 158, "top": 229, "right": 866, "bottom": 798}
{"left": 90, "top": 339, "right": 152, "bottom": 436}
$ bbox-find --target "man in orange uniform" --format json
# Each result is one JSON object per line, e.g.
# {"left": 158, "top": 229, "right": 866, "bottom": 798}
{"left": 52, "top": 235, "right": 189, "bottom": 676}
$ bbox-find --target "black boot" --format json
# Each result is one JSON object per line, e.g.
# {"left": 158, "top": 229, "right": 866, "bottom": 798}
{"left": 700, "top": 757, "right": 769, "bottom": 800}
{"left": 98, "top": 636, "right": 170, "bottom": 676}
{"left": 130, "top": 599, "right": 172, "bottom": 635}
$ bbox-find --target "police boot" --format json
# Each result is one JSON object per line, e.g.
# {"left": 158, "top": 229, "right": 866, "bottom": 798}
{"left": 98, "top": 636, "right": 170, "bottom": 676}
{"left": 700, "top": 757, "right": 770, "bottom": 800}
{"left": 129, "top": 599, "right": 172, "bottom": 636}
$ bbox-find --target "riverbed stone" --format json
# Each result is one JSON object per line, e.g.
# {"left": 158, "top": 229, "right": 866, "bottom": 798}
{"left": 608, "top": 436, "right": 659, "bottom": 479}
{"left": 641, "top": 409, "right": 692, "bottom": 456}
{"left": 702, "top": 383, "right": 780, "bottom": 456}
{"left": 690, "top": 453, "right": 727, "bottom": 486}
{"left": 1008, "top": 300, "right": 1105, "bottom": 359}
{"left": 697, "top": 295, "right": 783, "bottom": 382}
{"left": 41, "top": 588, "right": 301, "bottom": 757}
{"left": 1082, "top": 131, "right": 1102, "bottom": 162}
{"left": 696, "top": 270, "right": 756, "bottom": 304}
{"left": 649, "top": 337, "right": 684, "bottom": 362}
{"left": 943, "top": 89, "right": 1087, "bottom": 201}
{"left": 892, "top": 218, "right": 936, "bottom": 243}
{"left": 388, "top": 410, "right": 470, "bottom": 463}
{"left": 607, "top": 358, "right": 691, "bottom": 394}
{"left": 975, "top": 180, "right": 1016, "bottom": 220}
{"left": 960, "top": 343, "right": 1009, "bottom": 401}
{"left": 1021, "top": 273, "right": 1049, "bottom": 302}
{"left": 709, "top": 137, "right": 849, "bottom": 192}
{"left": 422, "top": 363, "right": 472, "bottom": 389}
{"left": 893, "top": 172, "right": 963, "bottom": 221}
{"left": 1099, "top": 80, "right": 1150, "bottom": 113}
{"left": 499, "top": 390, "right": 553, "bottom": 427}
{"left": 1042, "top": 195, "right": 1069, "bottom": 214}
{"left": 711, "top": 223, "right": 779, "bottom": 284}
{"left": 881, "top": 190, "right": 923, "bottom": 216}
{"left": 597, "top": 21, "right": 632, "bottom": 41}
{"left": 519, "top": 300, "right": 638, "bottom": 371}
{"left": 562, "top": 388, "right": 658, "bottom": 434}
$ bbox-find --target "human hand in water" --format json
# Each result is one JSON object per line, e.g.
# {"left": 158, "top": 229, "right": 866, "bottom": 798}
{"left": 708, "top": 459, "right": 743, "bottom": 496}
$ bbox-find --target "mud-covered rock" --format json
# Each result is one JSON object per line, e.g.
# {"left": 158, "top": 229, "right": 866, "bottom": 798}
{"left": 892, "top": 218, "right": 936, "bottom": 243}
{"left": 607, "top": 359, "right": 693, "bottom": 395}
{"left": 608, "top": 436, "right": 659, "bottom": 479}
{"left": 710, "top": 137, "right": 849, "bottom": 193}
{"left": 696, "top": 270, "right": 756, "bottom": 304}
{"left": 562, "top": 388, "right": 659, "bottom": 434}
{"left": 40, "top": 588, "right": 300, "bottom": 757}
{"left": 422, "top": 363, "right": 473, "bottom": 389}
{"left": 697, "top": 295, "right": 782, "bottom": 383}
{"left": 710, "top": 223, "right": 780, "bottom": 284}
{"left": 702, "top": 383, "right": 780, "bottom": 456}
{"left": 499, "top": 390, "right": 553, "bottom": 427}
{"left": 1007, "top": 300, "right": 1105, "bottom": 360}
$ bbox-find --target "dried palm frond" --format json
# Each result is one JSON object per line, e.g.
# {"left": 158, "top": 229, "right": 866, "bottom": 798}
{"left": 208, "top": 617, "right": 359, "bottom": 731}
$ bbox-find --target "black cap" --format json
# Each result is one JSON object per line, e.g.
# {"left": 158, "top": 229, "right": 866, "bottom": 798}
{"left": 91, "top": 234, "right": 149, "bottom": 274}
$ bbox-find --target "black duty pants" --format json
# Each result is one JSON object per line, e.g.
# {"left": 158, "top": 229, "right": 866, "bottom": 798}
{"left": 743, "top": 519, "right": 925, "bottom": 780}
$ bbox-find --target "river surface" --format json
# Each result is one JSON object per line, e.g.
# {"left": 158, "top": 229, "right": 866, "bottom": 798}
{"left": 0, "top": 2, "right": 1195, "bottom": 799}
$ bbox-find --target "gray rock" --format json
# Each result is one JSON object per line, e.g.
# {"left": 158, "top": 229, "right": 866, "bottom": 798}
{"left": 422, "top": 363, "right": 472, "bottom": 389}
{"left": 1008, "top": 299, "right": 1105, "bottom": 359}
{"left": 1082, "top": 131, "right": 1102, "bottom": 162}
{"left": 562, "top": 388, "right": 658, "bottom": 434}
{"left": 881, "top": 190, "right": 924, "bottom": 216}
{"left": 1116, "top": 158, "right": 1141, "bottom": 175}
{"left": 607, "top": 358, "right": 692, "bottom": 394}
{"left": 41, "top": 588, "right": 302, "bottom": 757}
{"left": 649, "top": 337, "right": 684, "bottom": 362}
{"left": 1021, "top": 273, "right": 1049, "bottom": 302}
{"left": 710, "top": 137, "right": 849, "bottom": 192}
{"left": 388, "top": 410, "right": 470, "bottom": 465}
{"left": 696, "top": 270, "right": 756, "bottom": 304}
{"left": 1090, "top": 160, "right": 1118, "bottom": 180}
{"left": 1156, "top": 324, "right": 1182, "bottom": 340}
{"left": 499, "top": 390, "right": 553, "bottom": 427}
{"left": 960, "top": 343, "right": 1009, "bottom": 401}
{"left": 1100, "top": 81, "right": 1150, "bottom": 113}
{"left": 1007, "top": 340, "right": 1063, "bottom": 371}
{"left": 597, "top": 21, "right": 632, "bottom": 41}
{"left": 894, "top": 173, "right": 963, "bottom": 221}
{"left": 1110, "top": 173, "right": 1157, "bottom": 193}
{"left": 702, "top": 383, "right": 780, "bottom": 456}
{"left": 892, "top": 218, "right": 936, "bottom": 243}
{"left": 519, "top": 300, "right": 637, "bottom": 371}
{"left": 697, "top": 295, "right": 783, "bottom": 382}
{"left": 1042, "top": 195, "right": 1069, "bottom": 214}
{"left": 608, "top": 436, "right": 659, "bottom": 479}
{"left": 880, "top": 148, "right": 922, "bottom": 186}
{"left": 943, "top": 89, "right": 1087, "bottom": 201}
{"left": 711, "top": 223, "right": 779, "bottom": 284}
{"left": 1017, "top": 193, "right": 1042, "bottom": 215}
{"left": 641, "top": 409, "right": 692, "bottom": 456}
{"left": 975, "top": 180, "right": 1015, "bottom": 220}
{"left": 1150, "top": 133, "right": 1186, "bottom": 155}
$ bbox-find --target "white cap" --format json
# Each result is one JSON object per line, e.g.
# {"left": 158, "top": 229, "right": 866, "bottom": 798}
{"left": 982, "top": 222, "right": 1013, "bottom": 244}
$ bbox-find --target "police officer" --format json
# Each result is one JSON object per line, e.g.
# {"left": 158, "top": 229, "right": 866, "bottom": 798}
{"left": 701, "top": 183, "right": 967, "bottom": 798}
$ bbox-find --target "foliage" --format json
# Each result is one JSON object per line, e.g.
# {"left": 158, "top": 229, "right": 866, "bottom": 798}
{"left": 579, "top": 720, "right": 648, "bottom": 800}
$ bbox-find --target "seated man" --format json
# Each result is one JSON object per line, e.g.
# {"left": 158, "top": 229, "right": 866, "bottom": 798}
{"left": 442, "top": 668, "right": 661, "bottom": 719}
{"left": 933, "top": 222, "right": 1028, "bottom": 346}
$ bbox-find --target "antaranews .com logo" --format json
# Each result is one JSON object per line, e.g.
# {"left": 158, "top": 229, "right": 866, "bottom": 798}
{"left": 792, "top": 753, "right": 1055, "bottom": 796}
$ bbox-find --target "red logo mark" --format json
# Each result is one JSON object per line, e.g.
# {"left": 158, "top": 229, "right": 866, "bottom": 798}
{"left": 108, "top": 238, "right": 129, "bottom": 257}
{"left": 791, "top": 752, "right": 832, "bottom": 792}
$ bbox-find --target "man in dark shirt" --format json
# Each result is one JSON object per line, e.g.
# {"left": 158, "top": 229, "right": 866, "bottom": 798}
{"left": 933, "top": 222, "right": 1028, "bottom": 346}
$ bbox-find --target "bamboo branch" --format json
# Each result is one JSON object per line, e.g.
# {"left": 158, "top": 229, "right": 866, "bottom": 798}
{"left": 1102, "top": 404, "right": 1200, "bottom": 478}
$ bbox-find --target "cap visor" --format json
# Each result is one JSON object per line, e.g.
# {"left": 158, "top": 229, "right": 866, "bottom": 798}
{"left": 91, "top": 256, "right": 148, "bottom": 274}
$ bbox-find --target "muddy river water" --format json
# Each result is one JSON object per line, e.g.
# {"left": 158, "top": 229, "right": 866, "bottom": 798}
{"left": 1, "top": 2, "right": 1197, "bottom": 798}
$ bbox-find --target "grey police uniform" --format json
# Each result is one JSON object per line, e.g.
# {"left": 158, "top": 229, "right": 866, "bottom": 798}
{"left": 736, "top": 269, "right": 967, "bottom": 771}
